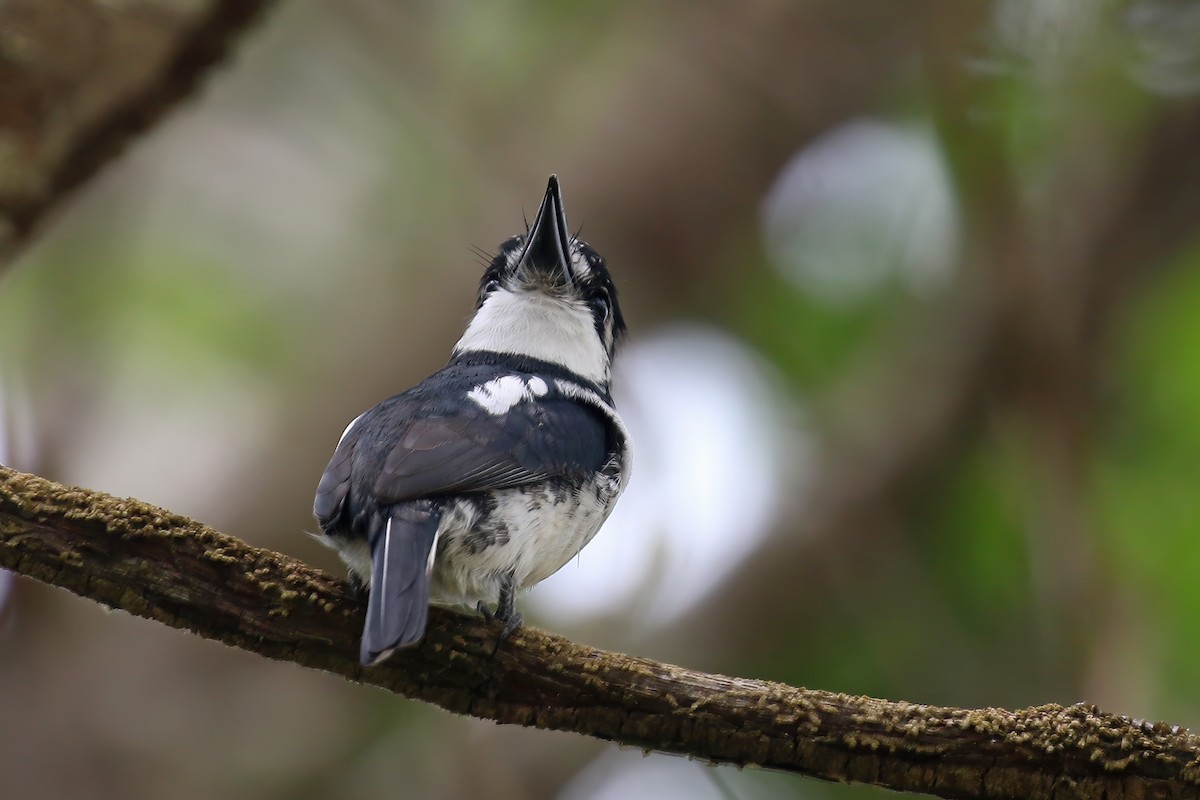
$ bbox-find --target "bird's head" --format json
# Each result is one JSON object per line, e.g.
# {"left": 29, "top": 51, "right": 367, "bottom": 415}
{"left": 453, "top": 176, "right": 625, "bottom": 386}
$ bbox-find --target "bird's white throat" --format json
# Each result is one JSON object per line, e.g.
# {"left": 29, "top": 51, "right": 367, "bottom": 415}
{"left": 453, "top": 289, "right": 609, "bottom": 384}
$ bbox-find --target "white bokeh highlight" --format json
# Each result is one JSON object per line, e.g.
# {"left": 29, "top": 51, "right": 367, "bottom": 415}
{"left": 0, "top": 371, "right": 36, "bottom": 471}
{"left": 761, "top": 119, "right": 959, "bottom": 304}
{"left": 559, "top": 747, "right": 792, "bottom": 800}
{"left": 531, "top": 324, "right": 804, "bottom": 626}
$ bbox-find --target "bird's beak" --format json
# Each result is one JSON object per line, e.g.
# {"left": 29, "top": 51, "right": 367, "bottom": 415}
{"left": 517, "top": 175, "right": 574, "bottom": 288}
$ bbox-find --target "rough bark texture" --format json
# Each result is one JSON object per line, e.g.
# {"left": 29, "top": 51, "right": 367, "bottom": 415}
{"left": 0, "top": 0, "right": 273, "bottom": 263}
{"left": 2, "top": 464, "right": 1199, "bottom": 800}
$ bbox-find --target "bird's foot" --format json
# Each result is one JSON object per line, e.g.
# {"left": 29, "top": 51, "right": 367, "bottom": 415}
{"left": 478, "top": 572, "right": 523, "bottom": 642}
{"left": 476, "top": 600, "right": 523, "bottom": 639}
{"left": 497, "top": 610, "right": 524, "bottom": 641}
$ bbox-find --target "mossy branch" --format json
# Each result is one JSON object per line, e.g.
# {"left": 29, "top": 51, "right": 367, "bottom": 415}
{"left": 2, "top": 464, "right": 1198, "bottom": 800}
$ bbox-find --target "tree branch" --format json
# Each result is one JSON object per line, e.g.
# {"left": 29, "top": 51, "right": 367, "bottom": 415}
{"left": 2, "top": 465, "right": 1199, "bottom": 800}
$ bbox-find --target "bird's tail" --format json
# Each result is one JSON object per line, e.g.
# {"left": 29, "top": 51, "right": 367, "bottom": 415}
{"left": 361, "top": 501, "right": 441, "bottom": 666}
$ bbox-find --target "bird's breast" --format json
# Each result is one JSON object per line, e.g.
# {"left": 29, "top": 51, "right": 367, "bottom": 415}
{"left": 429, "top": 476, "right": 621, "bottom": 605}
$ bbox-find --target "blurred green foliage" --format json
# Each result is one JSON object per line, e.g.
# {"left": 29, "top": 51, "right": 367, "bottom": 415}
{"left": 1096, "top": 244, "right": 1200, "bottom": 713}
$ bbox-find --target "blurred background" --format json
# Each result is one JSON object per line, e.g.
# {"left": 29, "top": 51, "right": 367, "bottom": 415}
{"left": 2, "top": 1, "right": 1200, "bottom": 798}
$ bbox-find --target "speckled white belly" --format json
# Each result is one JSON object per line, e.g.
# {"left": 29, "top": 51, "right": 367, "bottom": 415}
{"left": 428, "top": 476, "right": 621, "bottom": 607}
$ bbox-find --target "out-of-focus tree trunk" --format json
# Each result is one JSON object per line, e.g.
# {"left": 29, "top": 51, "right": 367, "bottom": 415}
{"left": 0, "top": 0, "right": 272, "bottom": 266}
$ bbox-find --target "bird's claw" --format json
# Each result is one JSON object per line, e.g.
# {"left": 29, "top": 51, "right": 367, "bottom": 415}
{"left": 499, "top": 611, "right": 523, "bottom": 641}
{"left": 476, "top": 599, "right": 494, "bottom": 622}
{"left": 476, "top": 600, "right": 522, "bottom": 638}
{"left": 477, "top": 571, "right": 523, "bottom": 643}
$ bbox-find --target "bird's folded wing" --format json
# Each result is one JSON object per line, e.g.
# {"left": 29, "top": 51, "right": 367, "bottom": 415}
{"left": 373, "top": 395, "right": 609, "bottom": 502}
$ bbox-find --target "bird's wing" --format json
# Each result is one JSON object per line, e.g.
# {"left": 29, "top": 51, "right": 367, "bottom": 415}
{"left": 372, "top": 393, "right": 610, "bottom": 503}
{"left": 314, "top": 390, "right": 613, "bottom": 530}
{"left": 314, "top": 432, "right": 356, "bottom": 529}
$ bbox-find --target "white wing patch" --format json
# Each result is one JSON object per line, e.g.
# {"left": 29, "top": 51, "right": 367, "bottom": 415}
{"left": 467, "top": 375, "right": 546, "bottom": 415}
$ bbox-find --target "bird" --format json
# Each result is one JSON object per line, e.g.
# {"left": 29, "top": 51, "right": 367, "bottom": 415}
{"left": 312, "top": 175, "right": 631, "bottom": 666}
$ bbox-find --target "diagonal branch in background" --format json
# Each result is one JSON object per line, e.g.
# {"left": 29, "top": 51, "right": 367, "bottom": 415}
{"left": 3, "top": 464, "right": 1200, "bottom": 800}
{"left": 0, "top": 0, "right": 274, "bottom": 267}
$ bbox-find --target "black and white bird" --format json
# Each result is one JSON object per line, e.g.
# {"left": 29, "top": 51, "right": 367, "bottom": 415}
{"left": 313, "top": 176, "right": 630, "bottom": 666}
